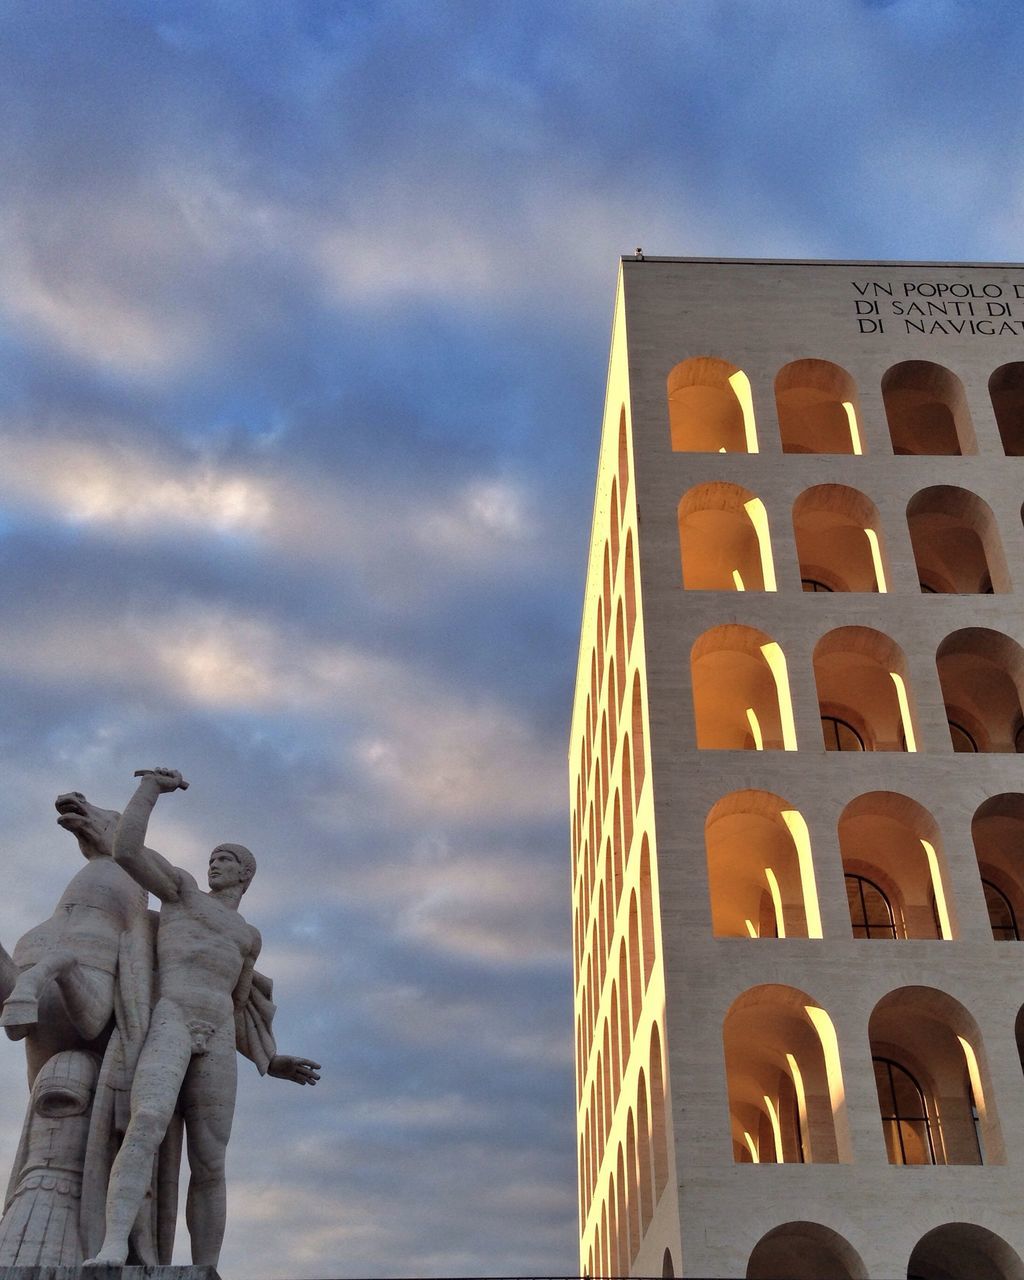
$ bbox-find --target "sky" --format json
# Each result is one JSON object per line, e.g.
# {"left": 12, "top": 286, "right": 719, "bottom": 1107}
{"left": 0, "top": 1, "right": 1023, "bottom": 1276}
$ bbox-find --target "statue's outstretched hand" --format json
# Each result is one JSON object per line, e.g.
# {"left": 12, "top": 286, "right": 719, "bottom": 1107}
{"left": 133, "top": 767, "right": 189, "bottom": 794}
{"left": 268, "top": 1054, "right": 321, "bottom": 1085}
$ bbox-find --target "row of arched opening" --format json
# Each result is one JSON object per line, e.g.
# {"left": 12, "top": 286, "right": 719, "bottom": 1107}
{"left": 668, "top": 356, "right": 1024, "bottom": 456}
{"left": 727, "top": 984, "right": 1003, "bottom": 1168}
{"left": 693, "top": 624, "right": 1024, "bottom": 754}
{"left": 576, "top": 537, "right": 639, "bottom": 871}
{"left": 581, "top": 1024, "right": 669, "bottom": 1279}
{"left": 707, "top": 789, "right": 1024, "bottom": 942}
{"left": 574, "top": 665, "right": 645, "bottom": 904}
{"left": 679, "top": 482, "right": 1011, "bottom": 594}
{"left": 746, "top": 1219, "right": 1024, "bottom": 1280}
{"left": 573, "top": 668, "right": 650, "bottom": 1045}
{"left": 576, "top": 840, "right": 656, "bottom": 1105}
{"left": 573, "top": 408, "right": 639, "bottom": 893}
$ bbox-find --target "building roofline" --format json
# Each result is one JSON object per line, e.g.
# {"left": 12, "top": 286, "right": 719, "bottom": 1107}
{"left": 620, "top": 254, "right": 1024, "bottom": 269}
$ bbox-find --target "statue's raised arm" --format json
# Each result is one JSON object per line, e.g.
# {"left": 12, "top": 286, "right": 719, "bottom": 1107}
{"left": 113, "top": 768, "right": 190, "bottom": 902}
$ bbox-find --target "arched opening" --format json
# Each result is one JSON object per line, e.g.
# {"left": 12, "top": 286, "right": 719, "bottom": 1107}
{"left": 908, "top": 487, "right": 1007, "bottom": 594}
{"left": 667, "top": 356, "right": 758, "bottom": 453}
{"left": 869, "top": 987, "right": 1001, "bottom": 1165}
{"left": 839, "top": 792, "right": 953, "bottom": 939}
{"left": 631, "top": 675, "right": 646, "bottom": 798}
{"left": 609, "top": 478, "right": 619, "bottom": 570}
{"left": 636, "top": 1070, "right": 654, "bottom": 1231}
{"left": 618, "top": 407, "right": 630, "bottom": 511}
{"left": 793, "top": 484, "right": 888, "bottom": 592}
{"left": 908, "top": 1223, "right": 1024, "bottom": 1279}
{"left": 775, "top": 358, "right": 864, "bottom": 454}
{"left": 747, "top": 1221, "right": 868, "bottom": 1279}
{"left": 678, "top": 482, "right": 776, "bottom": 591}
{"left": 639, "top": 838, "right": 656, "bottom": 982}
{"left": 882, "top": 361, "right": 975, "bottom": 455}
{"left": 990, "top": 363, "right": 1024, "bottom": 457}
{"left": 662, "top": 1247, "right": 675, "bottom": 1278}
{"left": 691, "top": 626, "right": 797, "bottom": 750}
{"left": 625, "top": 1113, "right": 639, "bottom": 1262}
{"left": 614, "top": 1149, "right": 628, "bottom": 1277}
{"left": 724, "top": 985, "right": 851, "bottom": 1164}
{"left": 813, "top": 627, "right": 918, "bottom": 752}
{"left": 972, "top": 795, "right": 1024, "bottom": 941}
{"left": 649, "top": 1024, "right": 669, "bottom": 1198}
{"left": 936, "top": 629, "right": 1024, "bottom": 753}
{"left": 624, "top": 532, "right": 637, "bottom": 649}
{"left": 705, "top": 791, "right": 822, "bottom": 939}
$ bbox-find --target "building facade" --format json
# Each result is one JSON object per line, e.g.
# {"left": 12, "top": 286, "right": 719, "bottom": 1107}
{"left": 569, "top": 258, "right": 1024, "bottom": 1279}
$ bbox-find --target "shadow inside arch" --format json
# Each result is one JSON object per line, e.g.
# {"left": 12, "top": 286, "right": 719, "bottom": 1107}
{"left": 746, "top": 1219, "right": 867, "bottom": 1279}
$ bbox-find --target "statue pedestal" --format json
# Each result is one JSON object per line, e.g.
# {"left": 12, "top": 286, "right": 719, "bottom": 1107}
{"left": 0, "top": 1268, "right": 221, "bottom": 1279}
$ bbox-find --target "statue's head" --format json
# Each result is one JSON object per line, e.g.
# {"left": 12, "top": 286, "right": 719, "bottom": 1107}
{"left": 208, "top": 843, "right": 256, "bottom": 895}
{"left": 54, "top": 792, "right": 120, "bottom": 861}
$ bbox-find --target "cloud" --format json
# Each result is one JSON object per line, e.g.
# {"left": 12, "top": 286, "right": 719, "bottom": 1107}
{"left": 0, "top": 434, "right": 272, "bottom": 535}
{"left": 0, "top": 594, "right": 563, "bottom": 827}
{"left": 355, "top": 843, "right": 566, "bottom": 967}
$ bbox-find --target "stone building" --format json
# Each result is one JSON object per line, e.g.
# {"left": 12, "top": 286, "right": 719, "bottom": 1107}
{"left": 569, "top": 258, "right": 1024, "bottom": 1279}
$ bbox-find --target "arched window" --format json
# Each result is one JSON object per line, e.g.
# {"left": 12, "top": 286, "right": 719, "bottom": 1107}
{"left": 908, "top": 1223, "right": 1024, "bottom": 1280}
{"left": 705, "top": 791, "right": 822, "bottom": 939}
{"left": 937, "top": 629, "right": 1024, "bottom": 753}
{"left": 678, "top": 482, "right": 776, "bottom": 591}
{"left": 847, "top": 874, "right": 897, "bottom": 939}
{"left": 882, "top": 361, "right": 975, "bottom": 455}
{"left": 775, "top": 358, "right": 863, "bottom": 454}
{"left": 746, "top": 1222, "right": 868, "bottom": 1280}
{"left": 870, "top": 987, "right": 1000, "bottom": 1165}
{"left": 692, "top": 625, "right": 796, "bottom": 750}
{"left": 990, "top": 363, "right": 1024, "bottom": 456}
{"left": 873, "top": 1056, "right": 936, "bottom": 1165}
{"left": 793, "top": 484, "right": 889, "bottom": 593}
{"left": 839, "top": 793, "right": 952, "bottom": 940}
{"left": 814, "top": 628, "right": 916, "bottom": 752}
{"left": 667, "top": 356, "right": 758, "bottom": 453}
{"left": 724, "top": 986, "right": 851, "bottom": 1164}
{"left": 982, "top": 879, "right": 1019, "bottom": 941}
{"left": 908, "top": 486, "right": 1008, "bottom": 595}
{"left": 973, "top": 797, "right": 1024, "bottom": 943}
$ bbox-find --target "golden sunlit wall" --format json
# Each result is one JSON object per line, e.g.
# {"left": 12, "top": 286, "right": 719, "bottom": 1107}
{"left": 569, "top": 268, "right": 675, "bottom": 1279}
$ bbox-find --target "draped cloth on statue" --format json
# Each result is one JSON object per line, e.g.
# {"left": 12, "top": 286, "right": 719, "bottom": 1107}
{"left": 4, "top": 911, "right": 279, "bottom": 1267}
{"left": 234, "top": 972, "right": 277, "bottom": 1076}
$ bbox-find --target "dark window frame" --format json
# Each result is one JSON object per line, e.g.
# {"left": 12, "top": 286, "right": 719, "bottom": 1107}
{"left": 846, "top": 873, "right": 898, "bottom": 939}
{"left": 874, "top": 1056, "right": 936, "bottom": 1166}
{"left": 821, "top": 714, "right": 865, "bottom": 752}
{"left": 982, "top": 877, "right": 1020, "bottom": 941}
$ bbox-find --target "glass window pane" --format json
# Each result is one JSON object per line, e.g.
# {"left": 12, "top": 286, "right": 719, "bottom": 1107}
{"left": 822, "top": 716, "right": 864, "bottom": 752}
{"left": 899, "top": 1119, "right": 933, "bottom": 1165}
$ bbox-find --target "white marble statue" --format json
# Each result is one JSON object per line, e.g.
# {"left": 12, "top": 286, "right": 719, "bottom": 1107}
{"left": 0, "top": 790, "right": 157, "bottom": 1267}
{"left": 0, "top": 772, "right": 320, "bottom": 1272}
{"left": 84, "top": 767, "right": 320, "bottom": 1269}
{"left": 0, "top": 1049, "right": 100, "bottom": 1267}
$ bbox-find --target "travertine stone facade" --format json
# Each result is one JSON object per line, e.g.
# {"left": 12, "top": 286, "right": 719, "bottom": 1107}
{"left": 570, "top": 258, "right": 1024, "bottom": 1279}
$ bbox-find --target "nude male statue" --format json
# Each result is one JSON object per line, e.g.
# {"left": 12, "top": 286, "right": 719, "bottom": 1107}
{"left": 85, "top": 767, "right": 320, "bottom": 1268}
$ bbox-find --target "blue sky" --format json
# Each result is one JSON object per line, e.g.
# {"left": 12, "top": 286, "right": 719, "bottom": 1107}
{"left": 0, "top": 2, "right": 1022, "bottom": 1276}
